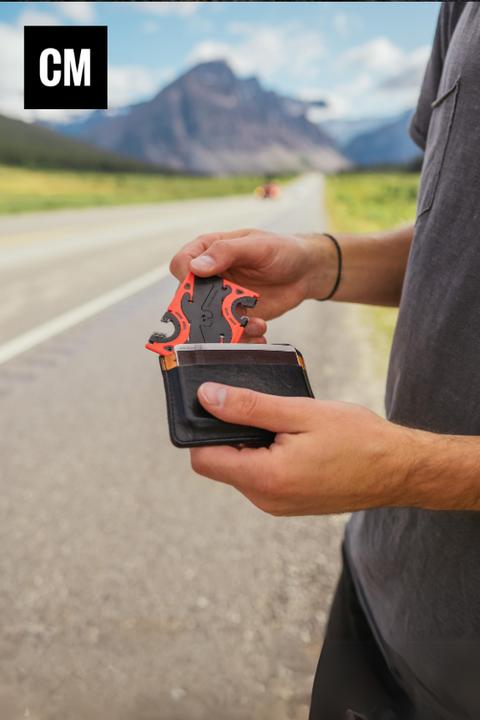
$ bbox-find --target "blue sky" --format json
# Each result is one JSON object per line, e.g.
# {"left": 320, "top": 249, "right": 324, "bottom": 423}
{"left": 0, "top": 1, "right": 441, "bottom": 123}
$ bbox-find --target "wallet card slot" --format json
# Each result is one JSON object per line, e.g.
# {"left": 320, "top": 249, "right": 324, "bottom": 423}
{"left": 177, "top": 349, "right": 299, "bottom": 366}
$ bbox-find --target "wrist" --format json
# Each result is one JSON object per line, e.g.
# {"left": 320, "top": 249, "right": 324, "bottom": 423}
{"left": 301, "top": 234, "right": 340, "bottom": 300}
{"left": 365, "top": 420, "right": 422, "bottom": 509}
{"left": 382, "top": 424, "right": 458, "bottom": 510}
{"left": 401, "top": 429, "right": 480, "bottom": 511}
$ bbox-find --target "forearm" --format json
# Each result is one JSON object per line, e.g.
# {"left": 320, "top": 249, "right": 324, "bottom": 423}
{"left": 399, "top": 429, "right": 480, "bottom": 512}
{"left": 192, "top": 382, "right": 480, "bottom": 517}
{"left": 303, "top": 225, "right": 414, "bottom": 307}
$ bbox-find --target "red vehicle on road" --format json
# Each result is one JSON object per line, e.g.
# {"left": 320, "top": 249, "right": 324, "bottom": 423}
{"left": 254, "top": 182, "right": 282, "bottom": 199}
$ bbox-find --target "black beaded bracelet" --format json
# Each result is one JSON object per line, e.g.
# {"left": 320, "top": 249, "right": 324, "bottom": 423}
{"left": 317, "top": 233, "right": 342, "bottom": 301}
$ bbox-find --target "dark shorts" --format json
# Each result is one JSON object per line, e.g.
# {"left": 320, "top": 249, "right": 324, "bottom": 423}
{"left": 309, "top": 549, "right": 420, "bottom": 720}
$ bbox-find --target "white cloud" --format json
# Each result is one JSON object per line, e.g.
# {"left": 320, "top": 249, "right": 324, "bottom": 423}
{"left": 187, "top": 26, "right": 429, "bottom": 120}
{"left": 338, "top": 73, "right": 375, "bottom": 99}
{"left": 305, "top": 74, "right": 373, "bottom": 122}
{"left": 0, "top": 10, "right": 63, "bottom": 122}
{"left": 340, "top": 38, "right": 430, "bottom": 87}
{"left": 329, "top": 38, "right": 431, "bottom": 118}
{"left": 306, "top": 98, "right": 347, "bottom": 123}
{"left": 1, "top": 60, "right": 176, "bottom": 124}
{"left": 0, "top": 21, "right": 25, "bottom": 120}
{"left": 134, "top": 2, "right": 201, "bottom": 17}
{"left": 189, "top": 23, "right": 326, "bottom": 81}
{"left": 108, "top": 65, "right": 175, "bottom": 107}
{"left": 0, "top": 9, "right": 433, "bottom": 128}
{"left": 341, "top": 37, "right": 403, "bottom": 73}
{"left": 0, "top": 11, "right": 174, "bottom": 123}
{"left": 17, "top": 8, "right": 62, "bottom": 27}
{"left": 333, "top": 13, "right": 349, "bottom": 38}
{"left": 142, "top": 20, "right": 159, "bottom": 35}
{"left": 378, "top": 45, "right": 431, "bottom": 90}
{"left": 0, "top": 1, "right": 179, "bottom": 124}
{"left": 56, "top": 2, "right": 96, "bottom": 24}
{"left": 332, "top": 11, "right": 362, "bottom": 39}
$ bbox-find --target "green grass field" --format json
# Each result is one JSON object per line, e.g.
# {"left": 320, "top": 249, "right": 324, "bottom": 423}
{"left": 0, "top": 165, "right": 287, "bottom": 215}
{"left": 325, "top": 170, "right": 421, "bottom": 372}
{"left": 326, "top": 170, "right": 420, "bottom": 234}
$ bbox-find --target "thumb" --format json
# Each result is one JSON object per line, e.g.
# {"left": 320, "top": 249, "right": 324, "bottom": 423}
{"left": 190, "top": 237, "right": 258, "bottom": 277}
{"left": 198, "top": 383, "right": 313, "bottom": 433}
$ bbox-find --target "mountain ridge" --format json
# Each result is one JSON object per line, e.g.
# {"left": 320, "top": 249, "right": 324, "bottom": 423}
{"left": 43, "top": 61, "right": 350, "bottom": 175}
{"left": 322, "top": 110, "right": 422, "bottom": 168}
{"left": 342, "top": 110, "right": 421, "bottom": 167}
{"left": 34, "top": 61, "right": 421, "bottom": 173}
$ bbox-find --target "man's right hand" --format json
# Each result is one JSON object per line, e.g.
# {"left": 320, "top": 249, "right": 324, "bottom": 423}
{"left": 169, "top": 228, "right": 339, "bottom": 323}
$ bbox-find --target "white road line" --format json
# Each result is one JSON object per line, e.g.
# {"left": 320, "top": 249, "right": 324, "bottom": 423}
{"left": 0, "top": 263, "right": 170, "bottom": 366}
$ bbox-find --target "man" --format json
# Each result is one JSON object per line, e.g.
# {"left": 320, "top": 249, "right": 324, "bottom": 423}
{"left": 170, "top": 4, "right": 479, "bottom": 718}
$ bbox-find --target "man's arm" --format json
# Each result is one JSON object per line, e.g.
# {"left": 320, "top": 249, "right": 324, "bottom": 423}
{"left": 319, "top": 226, "right": 414, "bottom": 307}
{"left": 190, "top": 382, "right": 480, "bottom": 516}
{"left": 170, "top": 226, "right": 415, "bottom": 329}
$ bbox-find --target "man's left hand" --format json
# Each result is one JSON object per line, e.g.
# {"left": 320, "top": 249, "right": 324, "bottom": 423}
{"left": 190, "top": 383, "right": 415, "bottom": 516}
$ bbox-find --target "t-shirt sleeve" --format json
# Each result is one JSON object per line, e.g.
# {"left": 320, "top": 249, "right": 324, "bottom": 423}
{"left": 409, "top": 2, "right": 467, "bottom": 151}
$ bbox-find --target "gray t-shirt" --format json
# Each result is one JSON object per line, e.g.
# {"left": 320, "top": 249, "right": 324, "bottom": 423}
{"left": 345, "top": 3, "right": 480, "bottom": 718}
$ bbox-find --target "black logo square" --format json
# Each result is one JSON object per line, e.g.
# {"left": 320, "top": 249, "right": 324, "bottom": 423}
{"left": 24, "top": 26, "right": 107, "bottom": 110}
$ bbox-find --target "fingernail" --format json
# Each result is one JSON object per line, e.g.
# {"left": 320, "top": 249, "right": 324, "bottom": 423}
{"left": 191, "top": 254, "right": 215, "bottom": 271}
{"left": 200, "top": 383, "right": 227, "bottom": 407}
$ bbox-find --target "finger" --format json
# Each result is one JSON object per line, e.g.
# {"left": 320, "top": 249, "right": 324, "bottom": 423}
{"left": 190, "top": 445, "right": 271, "bottom": 489}
{"left": 191, "top": 445, "right": 291, "bottom": 515}
{"left": 197, "top": 383, "right": 313, "bottom": 433}
{"left": 189, "top": 235, "right": 269, "bottom": 277}
{"left": 243, "top": 317, "right": 267, "bottom": 337}
{"left": 170, "top": 239, "right": 208, "bottom": 281}
{"left": 243, "top": 337, "right": 267, "bottom": 345}
{"left": 169, "top": 230, "right": 255, "bottom": 280}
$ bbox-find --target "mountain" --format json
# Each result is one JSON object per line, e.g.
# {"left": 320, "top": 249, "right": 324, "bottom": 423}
{"left": 35, "top": 61, "right": 421, "bottom": 172}
{"left": 39, "top": 106, "right": 136, "bottom": 138}
{"left": 0, "top": 113, "right": 164, "bottom": 173}
{"left": 46, "top": 61, "right": 349, "bottom": 175}
{"left": 320, "top": 117, "right": 394, "bottom": 148}
{"left": 329, "top": 110, "right": 422, "bottom": 168}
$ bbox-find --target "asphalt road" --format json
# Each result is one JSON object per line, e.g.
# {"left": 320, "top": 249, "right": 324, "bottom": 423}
{"left": 0, "top": 176, "right": 384, "bottom": 720}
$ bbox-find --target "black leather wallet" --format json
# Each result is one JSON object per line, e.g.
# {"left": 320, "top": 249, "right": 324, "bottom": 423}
{"left": 159, "top": 344, "right": 314, "bottom": 448}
